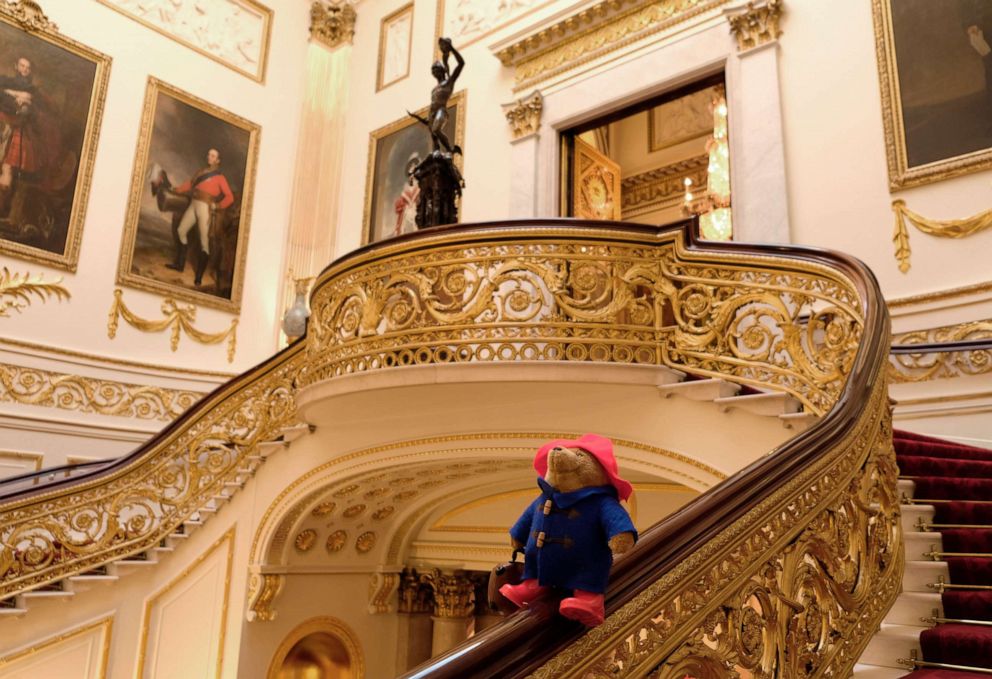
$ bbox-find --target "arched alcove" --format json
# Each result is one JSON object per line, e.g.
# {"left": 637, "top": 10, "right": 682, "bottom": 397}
{"left": 267, "top": 616, "right": 365, "bottom": 679}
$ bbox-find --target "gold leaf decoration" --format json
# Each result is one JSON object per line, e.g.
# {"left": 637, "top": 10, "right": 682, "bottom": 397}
{"left": 294, "top": 529, "right": 317, "bottom": 553}
{"left": 0, "top": 268, "right": 70, "bottom": 316}
{"left": 106, "top": 289, "right": 237, "bottom": 362}
{"left": 311, "top": 501, "right": 336, "bottom": 518}
{"left": 892, "top": 199, "right": 992, "bottom": 274}
{"left": 355, "top": 531, "right": 376, "bottom": 554}
{"left": 326, "top": 530, "right": 347, "bottom": 553}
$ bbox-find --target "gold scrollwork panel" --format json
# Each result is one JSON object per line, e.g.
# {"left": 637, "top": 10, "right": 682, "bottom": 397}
{"left": 889, "top": 320, "right": 992, "bottom": 383}
{"left": 531, "top": 380, "right": 901, "bottom": 678}
{"left": 305, "top": 231, "right": 864, "bottom": 416}
{"left": 0, "top": 345, "right": 304, "bottom": 598}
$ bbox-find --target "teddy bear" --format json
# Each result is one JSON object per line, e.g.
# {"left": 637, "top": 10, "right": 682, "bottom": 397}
{"left": 499, "top": 433, "right": 637, "bottom": 627}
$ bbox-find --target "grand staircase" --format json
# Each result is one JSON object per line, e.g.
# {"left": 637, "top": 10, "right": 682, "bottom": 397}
{"left": 856, "top": 430, "right": 992, "bottom": 678}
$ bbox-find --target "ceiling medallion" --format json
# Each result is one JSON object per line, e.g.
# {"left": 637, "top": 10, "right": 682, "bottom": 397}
{"left": 394, "top": 490, "right": 419, "bottom": 501}
{"left": 294, "top": 529, "right": 317, "bottom": 553}
{"left": 326, "top": 530, "right": 347, "bottom": 553}
{"left": 356, "top": 531, "right": 377, "bottom": 553}
{"left": 311, "top": 501, "right": 336, "bottom": 517}
{"left": 372, "top": 506, "right": 395, "bottom": 521}
{"left": 333, "top": 483, "right": 360, "bottom": 497}
{"left": 364, "top": 487, "right": 390, "bottom": 499}
{"left": 343, "top": 504, "right": 366, "bottom": 518}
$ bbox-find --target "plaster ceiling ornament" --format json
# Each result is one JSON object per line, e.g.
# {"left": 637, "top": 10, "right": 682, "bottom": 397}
{"left": 310, "top": 0, "right": 357, "bottom": 49}
{"left": 726, "top": 0, "right": 783, "bottom": 52}
{"left": 96, "top": 0, "right": 271, "bottom": 81}
{"left": 311, "top": 501, "right": 336, "bottom": 517}
{"left": 439, "top": 0, "right": 551, "bottom": 49}
{"left": 501, "top": 90, "right": 543, "bottom": 140}
{"left": 394, "top": 490, "right": 419, "bottom": 501}
{"left": 1, "top": 0, "right": 55, "bottom": 31}
{"left": 294, "top": 529, "right": 317, "bottom": 553}
{"left": 364, "top": 487, "right": 390, "bottom": 499}
{"left": 326, "top": 530, "right": 348, "bottom": 553}
{"left": 372, "top": 506, "right": 395, "bottom": 521}
{"left": 355, "top": 531, "right": 377, "bottom": 553}
{"left": 333, "top": 484, "right": 360, "bottom": 497}
{"left": 343, "top": 504, "right": 366, "bottom": 518}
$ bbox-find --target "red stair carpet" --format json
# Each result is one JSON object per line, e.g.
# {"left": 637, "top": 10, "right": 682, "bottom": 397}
{"left": 895, "top": 430, "right": 992, "bottom": 678}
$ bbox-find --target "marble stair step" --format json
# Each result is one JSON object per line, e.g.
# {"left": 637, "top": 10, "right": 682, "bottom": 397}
{"left": 901, "top": 504, "right": 935, "bottom": 534}
{"left": 898, "top": 479, "right": 916, "bottom": 501}
{"left": 904, "top": 531, "right": 944, "bottom": 561}
{"left": 656, "top": 378, "right": 740, "bottom": 402}
{"left": 713, "top": 392, "right": 801, "bottom": 416}
{"left": 859, "top": 623, "right": 925, "bottom": 669}
{"left": 883, "top": 591, "right": 943, "bottom": 625}
{"left": 901, "top": 560, "right": 950, "bottom": 593}
{"left": 851, "top": 663, "right": 910, "bottom": 679}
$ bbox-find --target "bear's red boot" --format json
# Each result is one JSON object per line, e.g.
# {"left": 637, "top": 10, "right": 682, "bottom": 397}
{"left": 559, "top": 589, "right": 605, "bottom": 626}
{"left": 499, "top": 578, "right": 550, "bottom": 607}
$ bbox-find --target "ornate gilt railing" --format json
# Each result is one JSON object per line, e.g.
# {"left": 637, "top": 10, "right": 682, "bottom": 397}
{"left": 0, "top": 343, "right": 303, "bottom": 598}
{"left": 304, "top": 221, "right": 863, "bottom": 416}
{"left": 392, "top": 221, "right": 897, "bottom": 678}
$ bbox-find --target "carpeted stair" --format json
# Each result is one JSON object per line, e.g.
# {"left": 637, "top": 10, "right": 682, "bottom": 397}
{"left": 895, "top": 430, "right": 992, "bottom": 678}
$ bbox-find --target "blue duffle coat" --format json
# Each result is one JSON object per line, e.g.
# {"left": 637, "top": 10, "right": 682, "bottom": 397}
{"left": 510, "top": 478, "right": 637, "bottom": 594}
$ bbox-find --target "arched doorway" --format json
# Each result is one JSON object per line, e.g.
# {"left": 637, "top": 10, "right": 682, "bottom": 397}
{"left": 268, "top": 617, "right": 364, "bottom": 679}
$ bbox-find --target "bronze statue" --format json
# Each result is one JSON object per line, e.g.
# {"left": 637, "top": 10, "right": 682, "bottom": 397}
{"left": 406, "top": 37, "right": 466, "bottom": 229}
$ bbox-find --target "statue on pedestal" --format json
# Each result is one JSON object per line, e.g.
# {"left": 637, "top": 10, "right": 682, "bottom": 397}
{"left": 407, "top": 37, "right": 465, "bottom": 229}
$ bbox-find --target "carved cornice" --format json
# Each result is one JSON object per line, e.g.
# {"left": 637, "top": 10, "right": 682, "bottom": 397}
{"left": 621, "top": 155, "right": 708, "bottom": 216}
{"left": 493, "top": 0, "right": 730, "bottom": 91}
{"left": 726, "top": 0, "right": 783, "bottom": 52}
{"left": 502, "top": 91, "right": 544, "bottom": 140}
{"left": 0, "top": 0, "right": 57, "bottom": 32}
{"left": 0, "top": 362, "right": 204, "bottom": 422}
{"left": 310, "top": 0, "right": 357, "bottom": 49}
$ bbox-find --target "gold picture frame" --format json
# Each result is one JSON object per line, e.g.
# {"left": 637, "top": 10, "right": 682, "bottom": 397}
{"left": 362, "top": 90, "right": 466, "bottom": 245}
{"left": 873, "top": 0, "right": 992, "bottom": 190}
{"left": 94, "top": 0, "right": 272, "bottom": 83}
{"left": 116, "top": 77, "right": 260, "bottom": 313}
{"left": 0, "top": 0, "right": 111, "bottom": 272}
{"left": 377, "top": 3, "right": 415, "bottom": 92}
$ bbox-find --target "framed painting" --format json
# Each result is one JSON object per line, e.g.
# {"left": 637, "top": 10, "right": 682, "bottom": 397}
{"left": 378, "top": 3, "right": 414, "bottom": 91}
{"left": 116, "top": 78, "right": 260, "bottom": 313}
{"left": 362, "top": 90, "right": 465, "bottom": 245}
{"left": 647, "top": 84, "right": 719, "bottom": 152}
{"left": 874, "top": 0, "right": 992, "bottom": 189}
{"left": 0, "top": 1, "right": 111, "bottom": 272}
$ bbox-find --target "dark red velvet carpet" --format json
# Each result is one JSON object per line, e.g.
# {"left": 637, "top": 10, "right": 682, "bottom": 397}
{"left": 895, "top": 430, "right": 992, "bottom": 678}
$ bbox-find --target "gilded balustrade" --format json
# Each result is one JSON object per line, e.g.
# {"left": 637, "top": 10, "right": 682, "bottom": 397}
{"left": 530, "top": 379, "right": 900, "bottom": 678}
{"left": 304, "top": 223, "right": 863, "bottom": 416}
{"left": 0, "top": 344, "right": 304, "bottom": 598}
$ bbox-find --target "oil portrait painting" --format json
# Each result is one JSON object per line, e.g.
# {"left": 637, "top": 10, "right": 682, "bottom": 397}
{"left": 875, "top": 0, "right": 992, "bottom": 188}
{"left": 0, "top": 7, "right": 110, "bottom": 270}
{"left": 363, "top": 91, "right": 464, "bottom": 244}
{"left": 117, "top": 78, "right": 259, "bottom": 313}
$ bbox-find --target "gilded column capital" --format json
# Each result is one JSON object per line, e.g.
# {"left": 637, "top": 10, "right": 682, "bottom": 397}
{"left": 310, "top": 0, "right": 356, "bottom": 49}
{"left": 397, "top": 567, "right": 435, "bottom": 614}
{"left": 726, "top": 0, "right": 783, "bottom": 52}
{"left": 423, "top": 569, "right": 476, "bottom": 618}
{"left": 501, "top": 91, "right": 543, "bottom": 141}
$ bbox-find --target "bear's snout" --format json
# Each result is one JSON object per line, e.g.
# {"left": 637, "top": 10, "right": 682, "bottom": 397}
{"left": 548, "top": 447, "right": 580, "bottom": 473}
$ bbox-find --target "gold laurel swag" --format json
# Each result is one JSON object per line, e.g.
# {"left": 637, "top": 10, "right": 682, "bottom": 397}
{"left": 107, "top": 288, "right": 238, "bottom": 362}
{"left": 0, "top": 267, "right": 70, "bottom": 316}
{"left": 892, "top": 199, "right": 992, "bottom": 273}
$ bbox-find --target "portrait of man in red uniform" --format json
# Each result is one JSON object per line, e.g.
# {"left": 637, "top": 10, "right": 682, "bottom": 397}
{"left": 118, "top": 79, "right": 259, "bottom": 311}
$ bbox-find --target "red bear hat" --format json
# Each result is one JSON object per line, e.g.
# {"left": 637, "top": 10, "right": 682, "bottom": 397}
{"left": 534, "top": 433, "right": 633, "bottom": 502}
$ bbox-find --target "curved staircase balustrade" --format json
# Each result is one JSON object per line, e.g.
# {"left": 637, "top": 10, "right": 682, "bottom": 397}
{"left": 302, "top": 220, "right": 865, "bottom": 416}
{"left": 889, "top": 337, "right": 992, "bottom": 383}
{"left": 0, "top": 219, "right": 893, "bottom": 671}
{"left": 397, "top": 223, "right": 897, "bottom": 678}
{"left": 0, "top": 342, "right": 304, "bottom": 599}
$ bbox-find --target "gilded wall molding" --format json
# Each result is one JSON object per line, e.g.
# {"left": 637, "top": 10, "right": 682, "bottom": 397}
{"left": 889, "top": 320, "right": 992, "bottom": 383}
{"left": 494, "top": 0, "right": 731, "bottom": 91}
{"left": 94, "top": 0, "right": 272, "bottom": 82}
{"left": 368, "top": 571, "right": 400, "bottom": 614}
{"left": 621, "top": 155, "right": 708, "bottom": 217}
{"left": 726, "top": 0, "right": 783, "bottom": 52}
{"left": 0, "top": 614, "right": 113, "bottom": 674}
{"left": 310, "top": 0, "right": 357, "bottom": 49}
{"left": 136, "top": 527, "right": 235, "bottom": 679}
{"left": 246, "top": 572, "right": 285, "bottom": 622}
{"left": 107, "top": 289, "right": 238, "bottom": 363}
{"left": 0, "top": 362, "right": 204, "bottom": 421}
{"left": 891, "top": 200, "right": 992, "bottom": 274}
{"left": 0, "top": 268, "right": 70, "bottom": 316}
{"left": 501, "top": 90, "right": 543, "bottom": 140}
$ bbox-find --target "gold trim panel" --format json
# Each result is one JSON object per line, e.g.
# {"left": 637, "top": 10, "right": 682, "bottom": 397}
{"left": 0, "top": 614, "right": 113, "bottom": 675}
{"left": 0, "top": 361, "right": 204, "bottom": 421}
